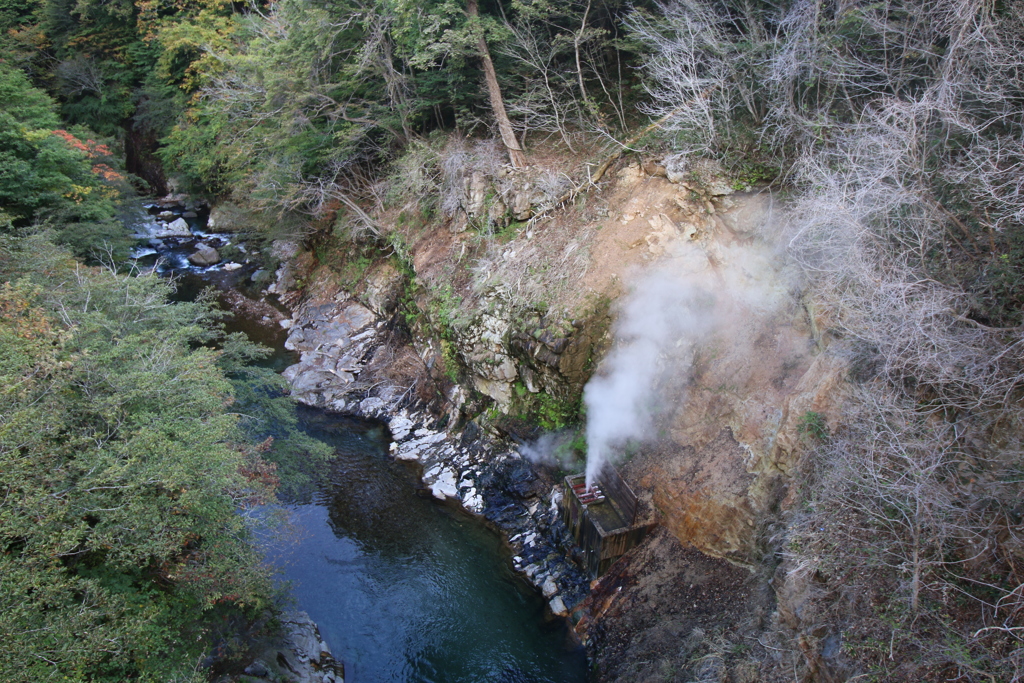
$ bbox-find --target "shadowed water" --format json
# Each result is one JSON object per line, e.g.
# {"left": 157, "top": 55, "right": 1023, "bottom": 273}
{"left": 260, "top": 407, "right": 590, "bottom": 682}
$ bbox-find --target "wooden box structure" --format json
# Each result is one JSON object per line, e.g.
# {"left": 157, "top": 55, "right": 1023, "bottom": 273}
{"left": 561, "top": 469, "right": 649, "bottom": 578}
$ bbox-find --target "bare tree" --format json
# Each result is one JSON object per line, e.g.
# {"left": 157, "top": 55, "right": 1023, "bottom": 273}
{"left": 498, "top": 21, "right": 586, "bottom": 151}
{"left": 466, "top": 0, "right": 527, "bottom": 167}
{"left": 625, "top": 1, "right": 727, "bottom": 157}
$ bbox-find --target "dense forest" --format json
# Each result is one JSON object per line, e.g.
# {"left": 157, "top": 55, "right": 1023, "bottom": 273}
{"left": 2, "top": 0, "right": 1024, "bottom": 680}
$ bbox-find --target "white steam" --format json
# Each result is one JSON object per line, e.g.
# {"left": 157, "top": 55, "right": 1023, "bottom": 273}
{"left": 583, "top": 243, "right": 791, "bottom": 486}
{"left": 519, "top": 431, "right": 576, "bottom": 469}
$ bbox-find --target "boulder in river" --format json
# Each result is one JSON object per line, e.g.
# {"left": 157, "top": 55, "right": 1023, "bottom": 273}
{"left": 157, "top": 217, "right": 191, "bottom": 237}
{"left": 188, "top": 244, "right": 221, "bottom": 266}
{"left": 241, "top": 611, "right": 343, "bottom": 683}
{"left": 222, "top": 262, "right": 243, "bottom": 271}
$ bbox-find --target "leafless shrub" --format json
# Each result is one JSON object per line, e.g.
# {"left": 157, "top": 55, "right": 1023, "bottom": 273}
{"left": 787, "top": 384, "right": 1024, "bottom": 679}
{"left": 439, "top": 142, "right": 471, "bottom": 218}
{"left": 747, "top": 2, "right": 1024, "bottom": 678}
{"left": 789, "top": 94, "right": 1024, "bottom": 414}
{"left": 625, "top": 1, "right": 728, "bottom": 157}
{"left": 437, "top": 138, "right": 505, "bottom": 218}
{"left": 56, "top": 57, "right": 105, "bottom": 96}
{"left": 533, "top": 170, "right": 572, "bottom": 204}
{"left": 386, "top": 139, "right": 442, "bottom": 210}
{"left": 471, "top": 220, "right": 594, "bottom": 313}
{"left": 499, "top": 22, "right": 597, "bottom": 152}
{"left": 625, "top": 0, "right": 771, "bottom": 158}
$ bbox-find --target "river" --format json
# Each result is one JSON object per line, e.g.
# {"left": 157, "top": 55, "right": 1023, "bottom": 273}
{"left": 135, "top": 203, "right": 590, "bottom": 682}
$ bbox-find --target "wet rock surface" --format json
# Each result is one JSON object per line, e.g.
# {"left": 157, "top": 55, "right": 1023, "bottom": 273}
{"left": 386, "top": 406, "right": 592, "bottom": 611}
{"left": 227, "top": 168, "right": 842, "bottom": 679}
{"left": 189, "top": 243, "right": 221, "bottom": 266}
{"left": 231, "top": 611, "right": 344, "bottom": 683}
{"left": 278, "top": 296, "right": 592, "bottom": 615}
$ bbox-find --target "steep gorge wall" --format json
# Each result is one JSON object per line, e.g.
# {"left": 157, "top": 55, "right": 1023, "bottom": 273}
{"left": 265, "top": 156, "right": 849, "bottom": 568}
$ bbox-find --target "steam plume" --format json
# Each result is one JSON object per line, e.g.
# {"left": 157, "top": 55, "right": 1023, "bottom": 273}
{"left": 583, "top": 243, "right": 790, "bottom": 486}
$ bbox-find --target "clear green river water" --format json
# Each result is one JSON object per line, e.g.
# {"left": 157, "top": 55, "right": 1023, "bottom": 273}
{"left": 263, "top": 410, "right": 589, "bottom": 682}
{"left": 164, "top": 262, "right": 589, "bottom": 682}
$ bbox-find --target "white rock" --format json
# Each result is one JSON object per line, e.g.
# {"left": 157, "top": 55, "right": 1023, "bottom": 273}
{"left": 359, "top": 397, "right": 385, "bottom": 414}
{"left": 542, "top": 577, "right": 558, "bottom": 598}
{"left": 403, "top": 431, "right": 447, "bottom": 451}
{"left": 280, "top": 319, "right": 293, "bottom": 329}
{"left": 388, "top": 414, "right": 415, "bottom": 441}
{"left": 431, "top": 469, "right": 458, "bottom": 499}
{"left": 463, "top": 492, "right": 484, "bottom": 512}
{"left": 222, "top": 262, "right": 243, "bottom": 271}
{"left": 549, "top": 596, "right": 568, "bottom": 616}
{"left": 393, "top": 446, "right": 421, "bottom": 462}
{"left": 157, "top": 217, "right": 191, "bottom": 237}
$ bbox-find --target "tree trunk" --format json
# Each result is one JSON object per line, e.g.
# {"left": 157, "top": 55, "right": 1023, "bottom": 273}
{"left": 467, "top": 0, "right": 527, "bottom": 167}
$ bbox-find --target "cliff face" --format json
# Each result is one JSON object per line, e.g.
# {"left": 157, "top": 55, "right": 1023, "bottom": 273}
{"left": 273, "top": 155, "right": 854, "bottom": 550}
{"left": 262, "top": 154, "right": 850, "bottom": 678}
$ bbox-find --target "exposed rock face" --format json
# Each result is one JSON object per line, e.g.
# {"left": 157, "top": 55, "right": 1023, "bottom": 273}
{"left": 446, "top": 165, "right": 569, "bottom": 228}
{"left": 260, "top": 161, "right": 853, "bottom": 680}
{"left": 267, "top": 240, "right": 301, "bottom": 297}
{"left": 385, "top": 407, "right": 590, "bottom": 609}
{"left": 510, "top": 187, "right": 533, "bottom": 220}
{"left": 282, "top": 301, "right": 385, "bottom": 411}
{"left": 664, "top": 155, "right": 735, "bottom": 197}
{"left": 620, "top": 257, "right": 846, "bottom": 564}
{"left": 575, "top": 528, "right": 767, "bottom": 682}
{"left": 276, "top": 285, "right": 591, "bottom": 617}
{"left": 362, "top": 262, "right": 404, "bottom": 316}
{"left": 464, "top": 171, "right": 489, "bottom": 218}
{"left": 207, "top": 202, "right": 248, "bottom": 232}
{"left": 423, "top": 291, "right": 599, "bottom": 413}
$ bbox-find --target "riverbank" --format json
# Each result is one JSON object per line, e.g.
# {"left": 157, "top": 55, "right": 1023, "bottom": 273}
{"left": 141, "top": 221, "right": 594, "bottom": 679}
{"left": 276, "top": 292, "right": 596, "bottom": 619}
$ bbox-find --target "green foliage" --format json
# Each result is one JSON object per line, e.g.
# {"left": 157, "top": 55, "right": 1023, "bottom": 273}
{"left": 427, "top": 281, "right": 465, "bottom": 336}
{"left": 312, "top": 231, "right": 375, "bottom": 292}
{"left": 161, "top": 0, "right": 417, "bottom": 209}
{"left": 511, "top": 381, "right": 581, "bottom": 431}
{"left": 217, "top": 333, "right": 334, "bottom": 502}
{"left": 438, "top": 336, "right": 461, "bottom": 382}
{"left": 0, "top": 62, "right": 130, "bottom": 259}
{"left": 727, "top": 159, "right": 778, "bottom": 190}
{"left": 797, "top": 410, "right": 829, "bottom": 442}
{"left": 0, "top": 234, "right": 277, "bottom": 681}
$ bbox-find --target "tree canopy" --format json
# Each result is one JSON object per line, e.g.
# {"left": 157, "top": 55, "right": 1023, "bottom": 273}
{"left": 0, "top": 235, "right": 280, "bottom": 682}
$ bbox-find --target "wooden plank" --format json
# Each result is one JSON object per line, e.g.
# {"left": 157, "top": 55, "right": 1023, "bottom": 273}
{"left": 600, "top": 466, "right": 638, "bottom": 526}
